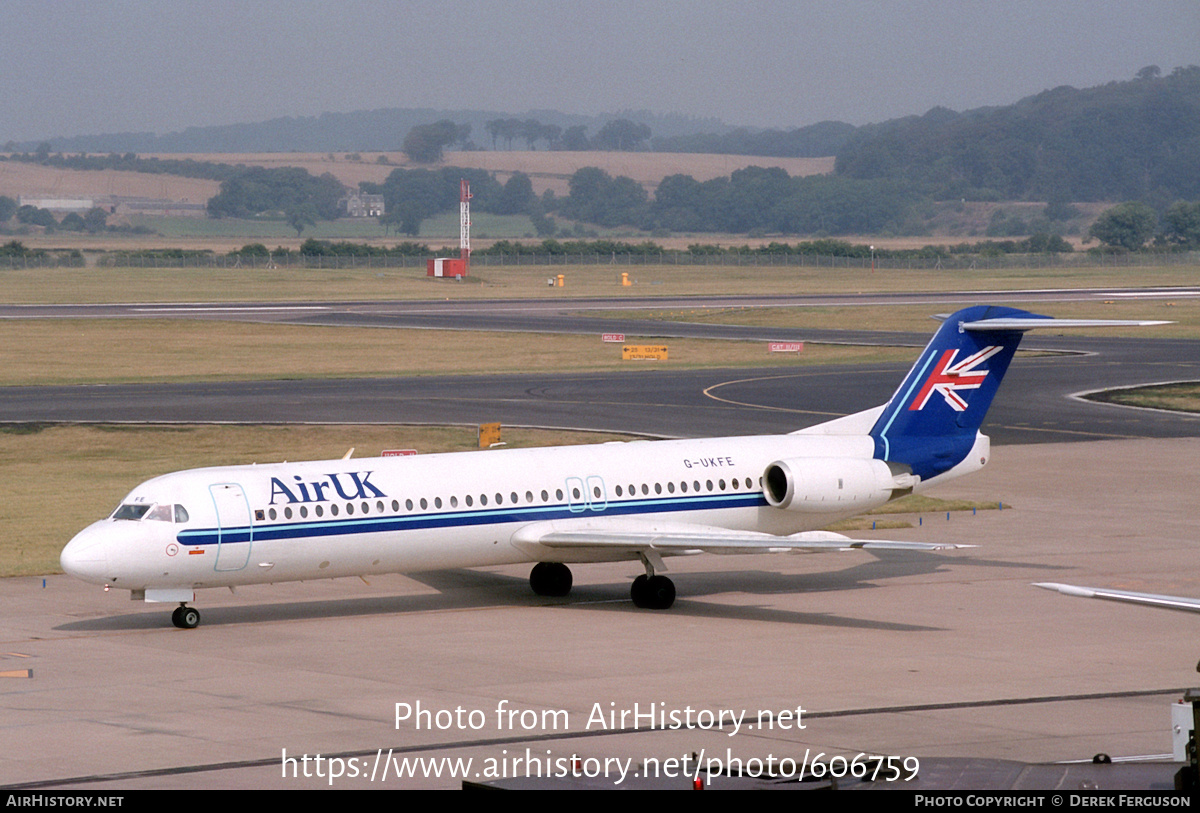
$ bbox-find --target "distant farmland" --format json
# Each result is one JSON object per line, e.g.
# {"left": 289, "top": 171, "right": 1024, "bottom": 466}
{"left": 1, "top": 151, "right": 833, "bottom": 202}
{"left": 0, "top": 159, "right": 220, "bottom": 203}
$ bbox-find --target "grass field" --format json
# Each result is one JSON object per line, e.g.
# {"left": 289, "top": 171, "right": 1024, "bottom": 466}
{"left": 607, "top": 298, "right": 1199, "bottom": 338}
{"left": 0, "top": 318, "right": 919, "bottom": 386}
{"left": 4, "top": 261, "right": 1200, "bottom": 305}
{"left": 1084, "top": 381, "right": 1200, "bottom": 412}
{"left": 128, "top": 210, "right": 540, "bottom": 241}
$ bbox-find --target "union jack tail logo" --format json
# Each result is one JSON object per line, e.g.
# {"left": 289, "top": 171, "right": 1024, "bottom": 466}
{"left": 908, "top": 345, "right": 1002, "bottom": 412}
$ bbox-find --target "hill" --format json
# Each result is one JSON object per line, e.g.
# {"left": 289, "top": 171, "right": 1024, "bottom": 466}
{"left": 14, "top": 109, "right": 733, "bottom": 155}
{"left": 836, "top": 65, "right": 1200, "bottom": 202}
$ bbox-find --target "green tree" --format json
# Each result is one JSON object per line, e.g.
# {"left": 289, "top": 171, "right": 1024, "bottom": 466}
{"left": 593, "top": 119, "right": 652, "bottom": 151}
{"left": 401, "top": 120, "right": 459, "bottom": 163}
{"left": 0, "top": 195, "right": 17, "bottom": 222}
{"left": 562, "top": 125, "right": 589, "bottom": 151}
{"left": 16, "top": 205, "right": 57, "bottom": 228}
{"left": 494, "top": 172, "right": 535, "bottom": 215}
{"left": 286, "top": 203, "right": 318, "bottom": 237}
{"left": 1161, "top": 200, "right": 1200, "bottom": 246}
{"left": 83, "top": 207, "right": 108, "bottom": 234}
{"left": 1088, "top": 202, "right": 1158, "bottom": 249}
{"left": 59, "top": 212, "right": 86, "bottom": 231}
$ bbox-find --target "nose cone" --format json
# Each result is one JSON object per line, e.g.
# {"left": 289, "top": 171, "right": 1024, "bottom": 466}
{"left": 61, "top": 523, "right": 111, "bottom": 584}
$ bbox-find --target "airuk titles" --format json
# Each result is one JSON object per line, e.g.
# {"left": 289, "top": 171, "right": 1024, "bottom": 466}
{"left": 269, "top": 472, "right": 386, "bottom": 505}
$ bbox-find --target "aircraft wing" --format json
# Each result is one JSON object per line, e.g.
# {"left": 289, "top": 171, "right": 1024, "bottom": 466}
{"left": 1034, "top": 582, "right": 1200, "bottom": 614}
{"left": 512, "top": 520, "right": 968, "bottom": 557}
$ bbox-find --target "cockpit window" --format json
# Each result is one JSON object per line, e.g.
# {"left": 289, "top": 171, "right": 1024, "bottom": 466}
{"left": 113, "top": 504, "right": 151, "bottom": 521}
{"left": 112, "top": 503, "right": 189, "bottom": 522}
{"left": 145, "top": 504, "right": 174, "bottom": 522}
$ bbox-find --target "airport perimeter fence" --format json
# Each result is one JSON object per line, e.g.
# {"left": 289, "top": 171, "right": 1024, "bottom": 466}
{"left": 0, "top": 253, "right": 86, "bottom": 269}
{"left": 6, "top": 249, "right": 1200, "bottom": 271}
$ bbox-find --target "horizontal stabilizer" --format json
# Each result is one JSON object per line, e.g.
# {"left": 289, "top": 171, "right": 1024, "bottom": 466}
{"left": 960, "top": 317, "right": 1171, "bottom": 331}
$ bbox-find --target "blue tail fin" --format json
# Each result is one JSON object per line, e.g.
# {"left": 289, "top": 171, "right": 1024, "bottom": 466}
{"left": 869, "top": 305, "right": 1048, "bottom": 480}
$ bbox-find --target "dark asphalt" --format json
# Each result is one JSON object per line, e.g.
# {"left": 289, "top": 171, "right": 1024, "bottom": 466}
{"left": 3, "top": 336, "right": 1198, "bottom": 442}
{"left": 2, "top": 291, "right": 1198, "bottom": 442}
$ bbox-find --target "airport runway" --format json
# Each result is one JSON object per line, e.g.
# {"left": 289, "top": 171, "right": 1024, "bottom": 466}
{"left": 3, "top": 289, "right": 1198, "bottom": 442}
{"left": 2, "top": 335, "right": 1198, "bottom": 442}
{"left": 2, "top": 285, "right": 1199, "bottom": 344}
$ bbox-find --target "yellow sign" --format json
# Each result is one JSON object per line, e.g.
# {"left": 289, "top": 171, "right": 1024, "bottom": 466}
{"left": 622, "top": 345, "right": 668, "bottom": 360}
{"left": 478, "top": 422, "right": 502, "bottom": 448}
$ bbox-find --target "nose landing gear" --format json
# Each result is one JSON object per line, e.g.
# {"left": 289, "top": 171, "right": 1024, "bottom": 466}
{"left": 171, "top": 604, "right": 201, "bottom": 629}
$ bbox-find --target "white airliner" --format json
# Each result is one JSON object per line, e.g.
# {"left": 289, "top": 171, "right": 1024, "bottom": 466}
{"left": 60, "top": 306, "right": 1166, "bottom": 628}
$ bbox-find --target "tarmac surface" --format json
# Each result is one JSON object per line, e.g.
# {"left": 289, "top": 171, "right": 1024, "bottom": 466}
{"left": 2, "top": 290, "right": 1199, "bottom": 790}
{"left": 2, "top": 338, "right": 1199, "bottom": 443}
{"left": 2, "top": 438, "right": 1198, "bottom": 790}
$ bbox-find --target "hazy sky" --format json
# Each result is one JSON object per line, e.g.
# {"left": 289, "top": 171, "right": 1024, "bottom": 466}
{"left": 3, "top": 0, "right": 1198, "bottom": 142}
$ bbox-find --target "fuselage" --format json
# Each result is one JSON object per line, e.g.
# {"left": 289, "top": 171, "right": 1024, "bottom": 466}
{"left": 61, "top": 432, "right": 888, "bottom": 593}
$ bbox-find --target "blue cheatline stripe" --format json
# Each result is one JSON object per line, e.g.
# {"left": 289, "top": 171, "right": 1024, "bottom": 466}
{"left": 176, "top": 492, "right": 768, "bottom": 547}
{"left": 873, "top": 346, "right": 937, "bottom": 458}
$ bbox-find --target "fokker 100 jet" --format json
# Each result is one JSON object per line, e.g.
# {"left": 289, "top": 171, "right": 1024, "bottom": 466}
{"left": 60, "top": 306, "right": 1164, "bottom": 628}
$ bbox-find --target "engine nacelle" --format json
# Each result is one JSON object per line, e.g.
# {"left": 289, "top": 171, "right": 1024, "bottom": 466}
{"left": 762, "top": 457, "right": 913, "bottom": 514}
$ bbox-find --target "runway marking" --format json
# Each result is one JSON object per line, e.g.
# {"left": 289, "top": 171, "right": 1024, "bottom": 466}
{"left": 133, "top": 306, "right": 329, "bottom": 312}
{"left": 702, "top": 371, "right": 887, "bottom": 416}
{"left": 1106, "top": 290, "right": 1200, "bottom": 298}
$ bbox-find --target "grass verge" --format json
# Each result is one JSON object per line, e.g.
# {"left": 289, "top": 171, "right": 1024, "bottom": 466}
{"left": 1083, "top": 381, "right": 1200, "bottom": 413}
{"left": 0, "top": 319, "right": 918, "bottom": 386}
{"left": 3, "top": 262, "right": 1199, "bottom": 305}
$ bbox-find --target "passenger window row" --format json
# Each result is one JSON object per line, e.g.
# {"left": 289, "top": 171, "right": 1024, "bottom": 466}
{"left": 261, "top": 476, "right": 762, "bottom": 522}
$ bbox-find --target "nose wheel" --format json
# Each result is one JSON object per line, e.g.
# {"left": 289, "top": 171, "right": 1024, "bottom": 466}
{"left": 171, "top": 604, "right": 201, "bottom": 629}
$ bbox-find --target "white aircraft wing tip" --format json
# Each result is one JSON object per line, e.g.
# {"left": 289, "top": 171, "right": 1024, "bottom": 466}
{"left": 1033, "top": 582, "right": 1096, "bottom": 598}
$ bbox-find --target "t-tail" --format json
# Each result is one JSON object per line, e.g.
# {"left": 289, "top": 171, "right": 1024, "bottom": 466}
{"left": 868, "top": 304, "right": 1171, "bottom": 483}
{"left": 870, "top": 305, "right": 1042, "bottom": 481}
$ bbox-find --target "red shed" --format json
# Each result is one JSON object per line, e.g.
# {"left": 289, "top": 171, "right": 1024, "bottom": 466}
{"left": 427, "top": 258, "right": 467, "bottom": 278}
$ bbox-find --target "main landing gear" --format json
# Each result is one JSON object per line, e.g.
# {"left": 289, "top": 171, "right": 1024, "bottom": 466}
{"left": 171, "top": 604, "right": 201, "bottom": 629}
{"left": 527, "top": 560, "right": 676, "bottom": 610}
{"left": 631, "top": 575, "right": 675, "bottom": 610}
{"left": 529, "top": 561, "right": 573, "bottom": 597}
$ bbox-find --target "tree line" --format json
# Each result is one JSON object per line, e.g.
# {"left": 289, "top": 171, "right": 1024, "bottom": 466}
{"left": 0, "top": 195, "right": 109, "bottom": 233}
{"left": 401, "top": 117, "right": 655, "bottom": 163}
{"left": 835, "top": 65, "right": 1200, "bottom": 205}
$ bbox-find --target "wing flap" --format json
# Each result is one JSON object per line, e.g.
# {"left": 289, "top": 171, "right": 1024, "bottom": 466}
{"left": 513, "top": 520, "right": 968, "bottom": 557}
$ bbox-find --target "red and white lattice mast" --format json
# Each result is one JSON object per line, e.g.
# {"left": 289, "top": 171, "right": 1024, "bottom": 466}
{"left": 460, "top": 179, "right": 472, "bottom": 274}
